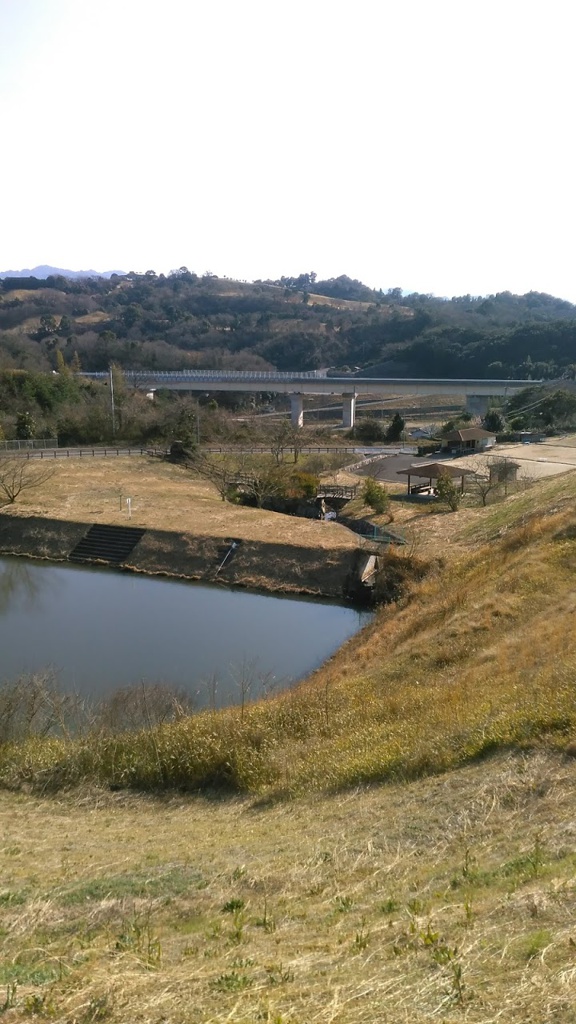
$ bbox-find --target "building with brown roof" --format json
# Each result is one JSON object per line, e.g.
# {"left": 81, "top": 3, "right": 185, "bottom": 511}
{"left": 441, "top": 427, "right": 496, "bottom": 453}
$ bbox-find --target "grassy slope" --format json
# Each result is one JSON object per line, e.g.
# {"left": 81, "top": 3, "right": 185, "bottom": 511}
{"left": 3, "top": 469, "right": 576, "bottom": 794}
{"left": 2, "top": 754, "right": 576, "bottom": 1022}
{"left": 2, "top": 471, "right": 576, "bottom": 1020}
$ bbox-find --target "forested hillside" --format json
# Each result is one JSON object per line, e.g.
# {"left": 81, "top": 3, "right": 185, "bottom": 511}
{"left": 1, "top": 268, "right": 576, "bottom": 379}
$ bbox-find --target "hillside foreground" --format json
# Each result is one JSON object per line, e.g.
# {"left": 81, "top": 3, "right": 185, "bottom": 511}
{"left": 2, "top": 753, "right": 576, "bottom": 1024}
{"left": 2, "top": 464, "right": 576, "bottom": 1019}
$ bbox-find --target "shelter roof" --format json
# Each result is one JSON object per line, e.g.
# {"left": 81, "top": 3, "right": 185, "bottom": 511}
{"left": 396, "top": 461, "right": 472, "bottom": 480}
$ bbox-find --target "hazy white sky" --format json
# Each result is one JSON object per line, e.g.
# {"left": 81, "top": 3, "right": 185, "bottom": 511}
{"left": 1, "top": 0, "right": 575, "bottom": 300}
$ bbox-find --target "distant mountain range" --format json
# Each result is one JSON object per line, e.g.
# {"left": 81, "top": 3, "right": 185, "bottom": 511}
{"left": 0, "top": 265, "right": 125, "bottom": 280}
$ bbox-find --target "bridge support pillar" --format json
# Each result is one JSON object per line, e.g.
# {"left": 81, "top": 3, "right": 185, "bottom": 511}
{"left": 465, "top": 394, "right": 490, "bottom": 418}
{"left": 290, "top": 393, "right": 304, "bottom": 428}
{"left": 342, "top": 393, "right": 357, "bottom": 429}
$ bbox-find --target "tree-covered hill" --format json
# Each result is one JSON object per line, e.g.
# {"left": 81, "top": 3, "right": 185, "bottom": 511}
{"left": 1, "top": 268, "right": 575, "bottom": 379}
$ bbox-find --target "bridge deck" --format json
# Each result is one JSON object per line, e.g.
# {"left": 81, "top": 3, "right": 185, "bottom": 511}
{"left": 82, "top": 370, "right": 535, "bottom": 397}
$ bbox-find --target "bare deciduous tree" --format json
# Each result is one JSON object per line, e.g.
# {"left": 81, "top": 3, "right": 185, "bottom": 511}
{"left": 187, "top": 451, "right": 242, "bottom": 501}
{"left": 95, "top": 681, "right": 194, "bottom": 734}
{"left": 0, "top": 455, "right": 55, "bottom": 506}
{"left": 236, "top": 458, "right": 287, "bottom": 508}
{"left": 190, "top": 451, "right": 288, "bottom": 507}
{"left": 470, "top": 472, "right": 498, "bottom": 507}
{"left": 468, "top": 456, "right": 520, "bottom": 506}
{"left": 0, "top": 671, "right": 86, "bottom": 742}
{"left": 269, "top": 421, "right": 306, "bottom": 464}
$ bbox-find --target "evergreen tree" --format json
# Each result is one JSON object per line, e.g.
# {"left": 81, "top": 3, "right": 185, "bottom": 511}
{"left": 15, "top": 411, "right": 36, "bottom": 440}
{"left": 385, "top": 413, "right": 405, "bottom": 442}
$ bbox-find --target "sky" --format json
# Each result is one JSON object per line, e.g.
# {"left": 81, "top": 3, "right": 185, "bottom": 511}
{"left": 1, "top": 0, "right": 575, "bottom": 301}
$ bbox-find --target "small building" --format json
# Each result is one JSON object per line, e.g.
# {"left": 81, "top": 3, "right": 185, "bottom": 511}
{"left": 441, "top": 427, "right": 496, "bottom": 453}
{"left": 488, "top": 458, "right": 520, "bottom": 485}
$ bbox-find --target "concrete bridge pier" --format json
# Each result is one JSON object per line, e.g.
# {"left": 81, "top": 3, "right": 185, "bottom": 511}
{"left": 342, "top": 393, "right": 357, "bottom": 429}
{"left": 290, "top": 393, "right": 304, "bottom": 428}
{"left": 465, "top": 394, "right": 491, "bottom": 417}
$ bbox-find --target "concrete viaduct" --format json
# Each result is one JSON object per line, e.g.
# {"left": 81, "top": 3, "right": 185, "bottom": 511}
{"left": 83, "top": 371, "right": 536, "bottom": 428}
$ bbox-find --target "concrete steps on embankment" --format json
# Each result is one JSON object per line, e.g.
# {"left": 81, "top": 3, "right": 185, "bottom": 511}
{"left": 69, "top": 524, "right": 146, "bottom": 565}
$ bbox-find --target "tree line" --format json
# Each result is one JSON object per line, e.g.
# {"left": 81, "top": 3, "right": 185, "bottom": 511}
{"left": 1, "top": 270, "right": 576, "bottom": 381}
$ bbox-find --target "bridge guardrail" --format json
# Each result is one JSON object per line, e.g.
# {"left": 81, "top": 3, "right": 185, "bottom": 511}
{"left": 82, "top": 370, "right": 328, "bottom": 383}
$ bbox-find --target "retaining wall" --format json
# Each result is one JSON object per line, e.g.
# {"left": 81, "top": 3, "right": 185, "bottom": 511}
{"left": 0, "top": 514, "right": 362, "bottom": 600}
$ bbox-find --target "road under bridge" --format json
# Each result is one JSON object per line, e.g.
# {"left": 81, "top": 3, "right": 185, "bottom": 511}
{"left": 82, "top": 371, "right": 537, "bottom": 427}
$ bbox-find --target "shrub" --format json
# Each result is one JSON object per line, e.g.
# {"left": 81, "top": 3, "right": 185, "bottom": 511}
{"left": 362, "top": 477, "right": 389, "bottom": 514}
{"left": 353, "top": 418, "right": 386, "bottom": 443}
{"left": 436, "top": 472, "right": 462, "bottom": 511}
{"left": 285, "top": 470, "right": 319, "bottom": 500}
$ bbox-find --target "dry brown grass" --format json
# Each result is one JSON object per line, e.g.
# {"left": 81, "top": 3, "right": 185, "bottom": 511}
{"left": 0, "top": 456, "right": 364, "bottom": 596}
{"left": 3, "top": 462, "right": 576, "bottom": 1019}
{"left": 2, "top": 752, "right": 576, "bottom": 1022}
{"left": 0, "top": 289, "right": 60, "bottom": 302}
{"left": 8, "top": 456, "right": 359, "bottom": 552}
{"left": 73, "top": 311, "right": 109, "bottom": 324}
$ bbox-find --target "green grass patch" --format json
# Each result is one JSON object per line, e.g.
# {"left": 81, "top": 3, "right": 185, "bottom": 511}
{"left": 512, "top": 929, "right": 554, "bottom": 961}
{"left": 0, "top": 963, "right": 61, "bottom": 986}
{"left": 0, "top": 889, "right": 27, "bottom": 906}
{"left": 58, "top": 866, "right": 204, "bottom": 905}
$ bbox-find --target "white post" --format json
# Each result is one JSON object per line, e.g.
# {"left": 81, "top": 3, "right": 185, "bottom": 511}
{"left": 342, "top": 393, "right": 357, "bottom": 429}
{"left": 126, "top": 497, "right": 132, "bottom": 519}
{"left": 290, "top": 393, "right": 304, "bottom": 428}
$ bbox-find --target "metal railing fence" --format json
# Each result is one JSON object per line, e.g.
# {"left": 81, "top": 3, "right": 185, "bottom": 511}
{"left": 0, "top": 438, "right": 58, "bottom": 451}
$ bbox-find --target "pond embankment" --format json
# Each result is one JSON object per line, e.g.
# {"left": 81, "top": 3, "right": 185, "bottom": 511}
{"left": 0, "top": 512, "right": 371, "bottom": 599}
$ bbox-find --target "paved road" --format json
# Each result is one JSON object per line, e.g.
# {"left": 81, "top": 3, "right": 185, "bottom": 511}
{"left": 352, "top": 453, "right": 438, "bottom": 483}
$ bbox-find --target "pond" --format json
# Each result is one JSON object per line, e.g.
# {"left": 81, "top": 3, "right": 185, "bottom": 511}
{"left": 0, "top": 556, "right": 371, "bottom": 708}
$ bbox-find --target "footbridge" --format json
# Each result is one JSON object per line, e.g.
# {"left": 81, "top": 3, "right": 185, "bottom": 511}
{"left": 82, "top": 371, "right": 537, "bottom": 427}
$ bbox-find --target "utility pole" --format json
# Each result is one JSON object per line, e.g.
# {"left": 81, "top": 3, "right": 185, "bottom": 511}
{"left": 109, "top": 365, "right": 116, "bottom": 438}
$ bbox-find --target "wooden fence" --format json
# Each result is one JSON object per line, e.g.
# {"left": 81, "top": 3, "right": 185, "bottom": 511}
{"left": 13, "top": 447, "right": 157, "bottom": 460}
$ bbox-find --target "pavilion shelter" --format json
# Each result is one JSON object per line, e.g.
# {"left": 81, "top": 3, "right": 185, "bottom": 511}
{"left": 397, "top": 462, "right": 472, "bottom": 495}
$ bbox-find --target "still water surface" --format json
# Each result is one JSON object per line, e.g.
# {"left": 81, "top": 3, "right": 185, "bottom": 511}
{"left": 0, "top": 556, "right": 371, "bottom": 707}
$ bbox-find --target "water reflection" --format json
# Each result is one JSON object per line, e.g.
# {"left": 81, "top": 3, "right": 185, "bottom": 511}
{"left": 0, "top": 559, "right": 41, "bottom": 614}
{"left": 0, "top": 557, "right": 64, "bottom": 615}
{"left": 198, "top": 658, "right": 282, "bottom": 712}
